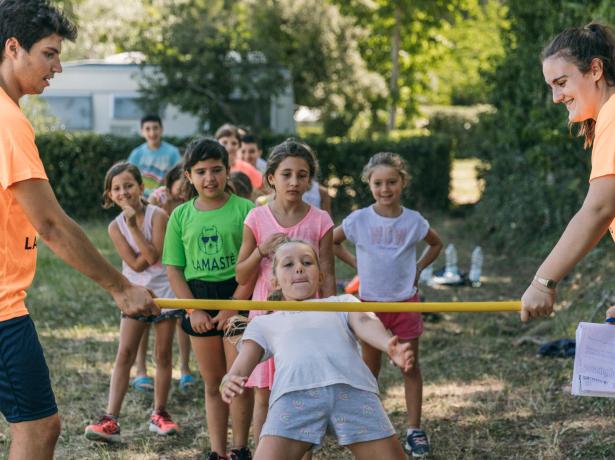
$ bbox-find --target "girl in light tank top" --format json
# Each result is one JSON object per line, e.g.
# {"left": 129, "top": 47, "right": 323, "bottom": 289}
{"left": 84, "top": 162, "right": 180, "bottom": 443}
{"left": 235, "top": 138, "right": 336, "bottom": 448}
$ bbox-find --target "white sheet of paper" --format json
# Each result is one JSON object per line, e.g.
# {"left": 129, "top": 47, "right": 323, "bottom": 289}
{"left": 572, "top": 322, "right": 615, "bottom": 398}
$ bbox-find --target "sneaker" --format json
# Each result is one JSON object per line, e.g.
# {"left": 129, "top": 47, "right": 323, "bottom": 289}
{"left": 405, "top": 429, "right": 430, "bottom": 457}
{"left": 178, "top": 374, "right": 195, "bottom": 394}
{"left": 149, "top": 410, "right": 179, "bottom": 436}
{"left": 229, "top": 447, "right": 252, "bottom": 460}
{"left": 84, "top": 415, "right": 121, "bottom": 443}
{"left": 206, "top": 453, "right": 228, "bottom": 460}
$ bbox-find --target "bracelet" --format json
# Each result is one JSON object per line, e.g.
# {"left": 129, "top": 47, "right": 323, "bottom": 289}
{"left": 256, "top": 245, "right": 265, "bottom": 258}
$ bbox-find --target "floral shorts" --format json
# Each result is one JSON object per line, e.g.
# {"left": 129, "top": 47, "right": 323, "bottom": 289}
{"left": 261, "top": 383, "right": 395, "bottom": 448}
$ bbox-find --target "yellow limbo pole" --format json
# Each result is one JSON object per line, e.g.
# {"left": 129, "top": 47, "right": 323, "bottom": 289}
{"left": 154, "top": 298, "right": 521, "bottom": 313}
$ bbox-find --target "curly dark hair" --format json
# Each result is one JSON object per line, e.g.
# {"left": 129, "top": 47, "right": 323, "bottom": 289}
{"left": 0, "top": 0, "right": 77, "bottom": 61}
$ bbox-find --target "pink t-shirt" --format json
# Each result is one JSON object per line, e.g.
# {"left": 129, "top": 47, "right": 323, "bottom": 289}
{"left": 244, "top": 203, "right": 333, "bottom": 389}
{"left": 245, "top": 204, "right": 333, "bottom": 301}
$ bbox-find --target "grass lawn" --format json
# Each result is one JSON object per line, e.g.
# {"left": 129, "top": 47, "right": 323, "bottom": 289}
{"left": 2, "top": 169, "right": 615, "bottom": 458}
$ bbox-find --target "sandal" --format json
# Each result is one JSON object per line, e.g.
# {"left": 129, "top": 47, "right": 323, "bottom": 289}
{"left": 179, "top": 374, "right": 195, "bottom": 393}
{"left": 131, "top": 375, "right": 154, "bottom": 394}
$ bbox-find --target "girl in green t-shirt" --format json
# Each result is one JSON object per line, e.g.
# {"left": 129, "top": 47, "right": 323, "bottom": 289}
{"left": 163, "top": 138, "right": 255, "bottom": 460}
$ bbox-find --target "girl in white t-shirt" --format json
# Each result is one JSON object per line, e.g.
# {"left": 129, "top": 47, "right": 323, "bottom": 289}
{"left": 333, "top": 152, "right": 443, "bottom": 458}
{"left": 221, "top": 240, "right": 412, "bottom": 460}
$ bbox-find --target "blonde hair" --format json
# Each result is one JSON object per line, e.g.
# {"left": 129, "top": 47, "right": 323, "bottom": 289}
{"left": 223, "top": 239, "right": 320, "bottom": 341}
{"left": 361, "top": 152, "right": 410, "bottom": 186}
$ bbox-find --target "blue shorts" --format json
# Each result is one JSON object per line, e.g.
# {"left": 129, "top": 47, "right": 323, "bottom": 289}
{"left": 261, "top": 383, "right": 395, "bottom": 448}
{"left": 0, "top": 315, "right": 57, "bottom": 423}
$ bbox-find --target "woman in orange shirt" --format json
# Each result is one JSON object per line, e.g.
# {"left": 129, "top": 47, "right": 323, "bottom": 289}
{"left": 521, "top": 23, "right": 615, "bottom": 321}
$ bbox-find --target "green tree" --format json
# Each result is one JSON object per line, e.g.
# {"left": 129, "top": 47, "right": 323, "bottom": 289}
{"left": 474, "top": 0, "right": 608, "bottom": 248}
{"left": 249, "top": 0, "right": 386, "bottom": 136}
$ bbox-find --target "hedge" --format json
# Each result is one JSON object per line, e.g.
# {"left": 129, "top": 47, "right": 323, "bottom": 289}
{"left": 36, "top": 132, "right": 451, "bottom": 221}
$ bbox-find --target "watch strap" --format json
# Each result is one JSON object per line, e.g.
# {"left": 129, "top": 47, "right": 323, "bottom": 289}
{"left": 533, "top": 275, "right": 557, "bottom": 289}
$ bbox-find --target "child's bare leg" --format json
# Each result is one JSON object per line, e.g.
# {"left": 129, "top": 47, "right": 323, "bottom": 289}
{"left": 176, "top": 319, "right": 192, "bottom": 376}
{"left": 135, "top": 324, "right": 151, "bottom": 377}
{"left": 402, "top": 338, "right": 422, "bottom": 428}
{"left": 153, "top": 319, "right": 176, "bottom": 411}
{"left": 361, "top": 341, "right": 383, "bottom": 377}
{"left": 191, "top": 335, "right": 228, "bottom": 455}
{"left": 223, "top": 337, "right": 254, "bottom": 449}
{"left": 252, "top": 387, "right": 270, "bottom": 445}
{"left": 107, "top": 318, "right": 148, "bottom": 415}
{"left": 347, "top": 435, "right": 406, "bottom": 460}
{"left": 254, "top": 436, "right": 311, "bottom": 460}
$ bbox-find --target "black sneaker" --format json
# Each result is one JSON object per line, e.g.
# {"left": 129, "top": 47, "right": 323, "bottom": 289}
{"left": 405, "top": 429, "right": 430, "bottom": 457}
{"left": 229, "top": 447, "right": 252, "bottom": 460}
{"left": 206, "top": 453, "right": 227, "bottom": 460}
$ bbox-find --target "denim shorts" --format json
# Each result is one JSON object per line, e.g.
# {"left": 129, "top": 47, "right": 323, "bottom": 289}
{"left": 0, "top": 315, "right": 57, "bottom": 423}
{"left": 261, "top": 383, "right": 395, "bottom": 448}
{"left": 122, "top": 309, "right": 184, "bottom": 324}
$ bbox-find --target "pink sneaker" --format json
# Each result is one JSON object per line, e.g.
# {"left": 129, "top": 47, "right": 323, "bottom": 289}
{"left": 84, "top": 415, "right": 121, "bottom": 443}
{"left": 149, "top": 410, "right": 179, "bottom": 436}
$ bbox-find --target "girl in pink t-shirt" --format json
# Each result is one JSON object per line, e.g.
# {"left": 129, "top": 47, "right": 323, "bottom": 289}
{"left": 236, "top": 138, "right": 336, "bottom": 446}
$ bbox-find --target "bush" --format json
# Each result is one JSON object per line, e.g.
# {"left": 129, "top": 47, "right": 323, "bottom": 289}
{"left": 426, "top": 105, "right": 494, "bottom": 159}
{"left": 37, "top": 132, "right": 451, "bottom": 221}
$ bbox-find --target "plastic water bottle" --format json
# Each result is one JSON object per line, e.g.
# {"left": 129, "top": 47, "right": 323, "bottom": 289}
{"left": 469, "top": 246, "right": 483, "bottom": 287}
{"left": 444, "top": 244, "right": 459, "bottom": 276}
{"left": 419, "top": 264, "right": 433, "bottom": 285}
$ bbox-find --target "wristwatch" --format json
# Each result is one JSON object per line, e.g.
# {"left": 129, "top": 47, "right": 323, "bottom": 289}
{"left": 533, "top": 275, "right": 557, "bottom": 289}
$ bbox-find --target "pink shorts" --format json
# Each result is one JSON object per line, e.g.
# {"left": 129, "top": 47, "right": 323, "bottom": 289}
{"left": 361, "top": 292, "right": 423, "bottom": 341}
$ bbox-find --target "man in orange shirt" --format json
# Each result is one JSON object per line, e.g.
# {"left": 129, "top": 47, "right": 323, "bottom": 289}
{"left": 0, "top": 2, "right": 159, "bottom": 458}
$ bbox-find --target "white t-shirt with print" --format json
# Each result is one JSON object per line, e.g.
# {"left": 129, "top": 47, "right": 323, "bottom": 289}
{"left": 343, "top": 205, "right": 429, "bottom": 302}
{"left": 241, "top": 294, "right": 379, "bottom": 405}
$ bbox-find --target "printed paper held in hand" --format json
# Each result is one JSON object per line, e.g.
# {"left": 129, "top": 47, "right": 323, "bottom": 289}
{"left": 572, "top": 322, "right": 615, "bottom": 397}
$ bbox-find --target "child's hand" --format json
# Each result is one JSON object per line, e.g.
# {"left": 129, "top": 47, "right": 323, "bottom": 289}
{"left": 190, "top": 310, "right": 214, "bottom": 333}
{"left": 387, "top": 335, "right": 414, "bottom": 373}
{"left": 220, "top": 374, "right": 247, "bottom": 404}
{"left": 212, "top": 310, "right": 239, "bottom": 331}
{"left": 123, "top": 205, "right": 137, "bottom": 227}
{"left": 520, "top": 283, "right": 555, "bottom": 322}
{"left": 258, "top": 233, "right": 287, "bottom": 257}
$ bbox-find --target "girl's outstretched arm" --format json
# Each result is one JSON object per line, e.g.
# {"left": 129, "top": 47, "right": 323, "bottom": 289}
{"left": 319, "top": 228, "right": 336, "bottom": 297}
{"left": 522, "top": 176, "right": 615, "bottom": 321}
{"left": 349, "top": 312, "right": 414, "bottom": 373}
{"left": 333, "top": 225, "right": 357, "bottom": 269}
{"left": 221, "top": 340, "right": 264, "bottom": 404}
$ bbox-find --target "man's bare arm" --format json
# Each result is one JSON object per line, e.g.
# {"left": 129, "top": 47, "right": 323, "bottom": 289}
{"left": 10, "top": 178, "right": 158, "bottom": 316}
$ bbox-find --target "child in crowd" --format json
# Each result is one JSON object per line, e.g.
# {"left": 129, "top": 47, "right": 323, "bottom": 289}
{"left": 163, "top": 139, "right": 254, "bottom": 460}
{"left": 128, "top": 114, "right": 182, "bottom": 198}
{"left": 215, "top": 124, "right": 263, "bottom": 190}
{"left": 230, "top": 171, "right": 254, "bottom": 201}
{"left": 239, "top": 133, "right": 267, "bottom": 173}
{"left": 333, "top": 152, "right": 443, "bottom": 458}
{"left": 136, "top": 163, "right": 195, "bottom": 394}
{"left": 85, "top": 163, "right": 181, "bottom": 443}
{"left": 222, "top": 239, "right": 412, "bottom": 460}
{"left": 235, "top": 138, "right": 336, "bottom": 446}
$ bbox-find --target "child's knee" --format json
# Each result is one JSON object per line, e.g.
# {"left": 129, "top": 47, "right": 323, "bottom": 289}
{"left": 115, "top": 346, "right": 136, "bottom": 367}
{"left": 155, "top": 347, "right": 173, "bottom": 369}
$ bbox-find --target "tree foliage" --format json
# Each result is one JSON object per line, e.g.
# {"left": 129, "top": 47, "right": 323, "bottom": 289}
{"left": 474, "top": 0, "right": 611, "bottom": 248}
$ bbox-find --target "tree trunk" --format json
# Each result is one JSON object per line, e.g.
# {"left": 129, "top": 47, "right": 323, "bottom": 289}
{"left": 387, "top": 4, "right": 402, "bottom": 134}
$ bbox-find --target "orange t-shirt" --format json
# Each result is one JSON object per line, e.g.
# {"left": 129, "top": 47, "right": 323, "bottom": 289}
{"left": 0, "top": 87, "right": 48, "bottom": 321}
{"left": 590, "top": 93, "right": 615, "bottom": 242}
{"left": 231, "top": 158, "right": 263, "bottom": 189}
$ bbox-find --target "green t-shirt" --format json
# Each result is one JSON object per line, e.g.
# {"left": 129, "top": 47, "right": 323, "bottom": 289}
{"left": 163, "top": 194, "right": 254, "bottom": 282}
